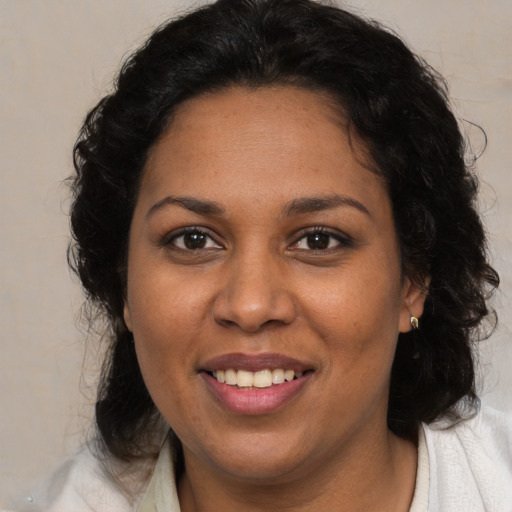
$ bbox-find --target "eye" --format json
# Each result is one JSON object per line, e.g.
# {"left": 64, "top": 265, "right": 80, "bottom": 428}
{"left": 168, "top": 228, "right": 222, "bottom": 251}
{"left": 291, "top": 228, "right": 352, "bottom": 251}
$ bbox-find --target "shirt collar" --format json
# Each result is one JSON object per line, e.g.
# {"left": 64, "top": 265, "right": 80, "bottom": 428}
{"left": 137, "top": 435, "right": 181, "bottom": 512}
{"left": 137, "top": 426, "right": 429, "bottom": 512}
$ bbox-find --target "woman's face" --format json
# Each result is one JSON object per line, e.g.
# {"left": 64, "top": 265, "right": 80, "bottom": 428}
{"left": 124, "top": 86, "right": 425, "bottom": 482}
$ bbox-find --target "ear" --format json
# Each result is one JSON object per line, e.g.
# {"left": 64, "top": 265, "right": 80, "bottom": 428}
{"left": 398, "top": 276, "right": 430, "bottom": 333}
{"left": 123, "top": 301, "right": 133, "bottom": 332}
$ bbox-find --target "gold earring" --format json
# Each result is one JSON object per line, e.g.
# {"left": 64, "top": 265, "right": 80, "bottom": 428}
{"left": 410, "top": 316, "right": 419, "bottom": 330}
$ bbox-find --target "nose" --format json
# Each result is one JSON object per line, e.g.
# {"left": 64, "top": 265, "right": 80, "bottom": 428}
{"left": 212, "top": 249, "right": 297, "bottom": 333}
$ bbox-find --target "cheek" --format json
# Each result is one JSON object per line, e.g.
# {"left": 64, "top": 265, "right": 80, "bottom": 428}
{"left": 128, "top": 263, "right": 211, "bottom": 337}
{"left": 126, "top": 268, "right": 213, "bottom": 393}
{"left": 299, "top": 263, "right": 403, "bottom": 371}
{"left": 302, "top": 263, "right": 403, "bottom": 332}
{"left": 300, "top": 272, "right": 402, "bottom": 427}
{"left": 129, "top": 287, "right": 205, "bottom": 431}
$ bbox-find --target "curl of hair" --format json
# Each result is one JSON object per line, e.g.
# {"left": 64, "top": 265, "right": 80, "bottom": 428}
{"left": 68, "top": 0, "right": 499, "bottom": 460}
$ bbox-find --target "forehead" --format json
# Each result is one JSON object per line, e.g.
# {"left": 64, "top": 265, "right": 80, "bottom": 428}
{"left": 140, "top": 85, "right": 386, "bottom": 214}
{"left": 171, "top": 85, "right": 345, "bottom": 131}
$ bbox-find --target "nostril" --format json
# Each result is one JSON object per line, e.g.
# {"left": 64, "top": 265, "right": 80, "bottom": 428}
{"left": 214, "top": 314, "right": 291, "bottom": 333}
{"left": 211, "top": 268, "right": 297, "bottom": 332}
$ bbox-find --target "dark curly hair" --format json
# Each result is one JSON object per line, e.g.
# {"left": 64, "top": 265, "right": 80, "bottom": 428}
{"left": 69, "top": 0, "right": 499, "bottom": 462}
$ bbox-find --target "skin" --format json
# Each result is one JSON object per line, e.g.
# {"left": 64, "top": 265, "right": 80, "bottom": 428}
{"left": 123, "top": 86, "right": 427, "bottom": 511}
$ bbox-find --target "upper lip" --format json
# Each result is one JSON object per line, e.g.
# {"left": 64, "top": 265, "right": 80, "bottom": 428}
{"left": 201, "top": 352, "right": 313, "bottom": 373}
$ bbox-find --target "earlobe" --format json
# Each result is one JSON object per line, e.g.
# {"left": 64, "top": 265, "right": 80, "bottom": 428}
{"left": 398, "top": 276, "right": 430, "bottom": 333}
{"left": 123, "top": 302, "right": 133, "bottom": 332}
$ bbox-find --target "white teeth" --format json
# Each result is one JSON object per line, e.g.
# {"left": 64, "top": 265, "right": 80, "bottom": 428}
{"left": 236, "top": 370, "right": 254, "bottom": 387}
{"left": 284, "top": 369, "right": 295, "bottom": 382}
{"left": 212, "top": 368, "right": 305, "bottom": 388}
{"left": 224, "top": 369, "right": 237, "bottom": 385}
{"left": 272, "top": 369, "right": 285, "bottom": 384}
{"left": 253, "top": 370, "right": 272, "bottom": 388}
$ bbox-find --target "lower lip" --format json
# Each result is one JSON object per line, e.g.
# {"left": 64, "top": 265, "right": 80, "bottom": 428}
{"left": 201, "top": 372, "right": 312, "bottom": 415}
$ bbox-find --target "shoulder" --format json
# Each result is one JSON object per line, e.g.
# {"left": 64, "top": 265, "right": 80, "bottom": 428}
{"left": 10, "top": 445, "right": 154, "bottom": 512}
{"left": 423, "top": 404, "right": 512, "bottom": 512}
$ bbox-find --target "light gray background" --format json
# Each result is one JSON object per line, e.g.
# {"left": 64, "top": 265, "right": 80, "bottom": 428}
{"left": 1, "top": 0, "right": 511, "bottom": 505}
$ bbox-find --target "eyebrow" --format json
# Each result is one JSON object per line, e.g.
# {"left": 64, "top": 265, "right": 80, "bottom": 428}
{"left": 283, "top": 194, "right": 370, "bottom": 217}
{"left": 146, "top": 196, "right": 225, "bottom": 218}
{"left": 146, "top": 193, "right": 370, "bottom": 220}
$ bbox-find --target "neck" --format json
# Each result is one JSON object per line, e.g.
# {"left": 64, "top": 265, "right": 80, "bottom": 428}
{"left": 177, "top": 428, "right": 417, "bottom": 512}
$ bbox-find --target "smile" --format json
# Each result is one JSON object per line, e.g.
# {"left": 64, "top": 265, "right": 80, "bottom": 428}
{"left": 200, "top": 352, "right": 314, "bottom": 414}
{"left": 210, "top": 369, "right": 304, "bottom": 389}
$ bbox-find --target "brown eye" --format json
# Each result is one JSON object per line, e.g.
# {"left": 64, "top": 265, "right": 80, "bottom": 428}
{"left": 169, "top": 229, "right": 222, "bottom": 251}
{"left": 184, "top": 232, "right": 207, "bottom": 249}
{"left": 295, "top": 232, "right": 339, "bottom": 250}
{"left": 291, "top": 229, "right": 353, "bottom": 252}
{"left": 306, "top": 233, "right": 330, "bottom": 250}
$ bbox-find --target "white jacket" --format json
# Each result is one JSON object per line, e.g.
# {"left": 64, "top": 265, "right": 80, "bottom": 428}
{"left": 6, "top": 406, "right": 512, "bottom": 512}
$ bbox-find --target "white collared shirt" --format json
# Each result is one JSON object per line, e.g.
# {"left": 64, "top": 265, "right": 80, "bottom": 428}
{"left": 9, "top": 406, "right": 512, "bottom": 512}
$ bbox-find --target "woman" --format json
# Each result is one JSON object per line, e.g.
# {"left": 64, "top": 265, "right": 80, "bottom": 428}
{"left": 20, "top": 0, "right": 511, "bottom": 510}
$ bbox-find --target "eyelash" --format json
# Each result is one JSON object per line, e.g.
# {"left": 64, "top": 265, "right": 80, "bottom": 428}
{"left": 164, "top": 227, "right": 223, "bottom": 251}
{"left": 163, "top": 226, "right": 352, "bottom": 253}
{"left": 290, "top": 227, "right": 353, "bottom": 253}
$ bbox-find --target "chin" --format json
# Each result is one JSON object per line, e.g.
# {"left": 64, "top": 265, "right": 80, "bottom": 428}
{"left": 195, "top": 432, "right": 314, "bottom": 483}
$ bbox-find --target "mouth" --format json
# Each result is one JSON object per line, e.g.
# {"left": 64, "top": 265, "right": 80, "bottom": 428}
{"left": 200, "top": 353, "right": 314, "bottom": 415}
{"left": 205, "top": 368, "right": 306, "bottom": 389}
